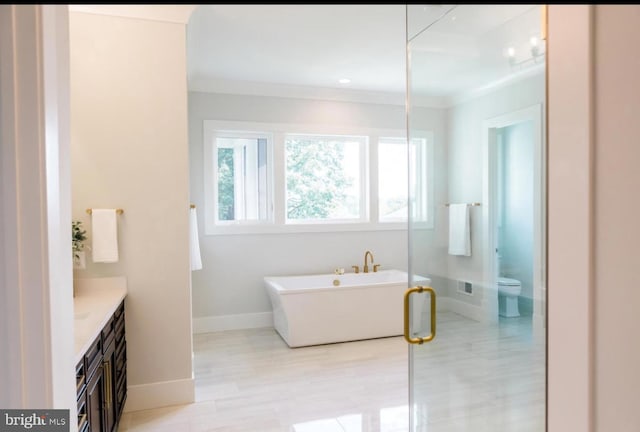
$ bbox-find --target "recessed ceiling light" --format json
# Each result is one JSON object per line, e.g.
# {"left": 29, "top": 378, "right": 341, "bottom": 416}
{"left": 338, "top": 78, "right": 351, "bottom": 84}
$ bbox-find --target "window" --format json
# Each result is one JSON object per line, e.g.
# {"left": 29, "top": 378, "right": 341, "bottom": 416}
{"left": 378, "top": 137, "right": 409, "bottom": 222}
{"left": 207, "top": 130, "right": 273, "bottom": 225}
{"left": 377, "top": 136, "right": 432, "bottom": 226}
{"left": 285, "top": 134, "right": 367, "bottom": 223}
{"left": 203, "top": 120, "right": 433, "bottom": 234}
{"left": 409, "top": 136, "right": 433, "bottom": 227}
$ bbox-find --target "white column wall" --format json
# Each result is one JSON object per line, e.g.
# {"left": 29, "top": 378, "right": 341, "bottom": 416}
{"left": 547, "top": 5, "right": 593, "bottom": 431}
{"left": 0, "top": 5, "right": 76, "bottom": 424}
{"left": 69, "top": 11, "right": 194, "bottom": 411}
{"left": 592, "top": 5, "right": 640, "bottom": 431}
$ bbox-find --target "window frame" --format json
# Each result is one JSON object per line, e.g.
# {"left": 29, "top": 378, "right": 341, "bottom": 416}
{"left": 203, "top": 122, "right": 275, "bottom": 235}
{"left": 408, "top": 132, "right": 435, "bottom": 230}
{"left": 214, "top": 132, "right": 272, "bottom": 224}
{"left": 377, "top": 136, "right": 410, "bottom": 224}
{"left": 202, "top": 120, "right": 434, "bottom": 235}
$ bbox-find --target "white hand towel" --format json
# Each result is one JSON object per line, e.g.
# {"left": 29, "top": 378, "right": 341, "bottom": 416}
{"left": 190, "top": 207, "right": 203, "bottom": 271}
{"left": 448, "top": 203, "right": 471, "bottom": 256}
{"left": 91, "top": 209, "right": 119, "bottom": 263}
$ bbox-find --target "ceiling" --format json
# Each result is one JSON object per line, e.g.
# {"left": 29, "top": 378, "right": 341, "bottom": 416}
{"left": 186, "top": 4, "right": 544, "bottom": 105}
{"left": 71, "top": 5, "right": 544, "bottom": 106}
{"left": 186, "top": 5, "right": 406, "bottom": 97}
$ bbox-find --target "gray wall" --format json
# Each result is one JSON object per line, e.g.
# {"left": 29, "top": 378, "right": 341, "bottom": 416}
{"left": 189, "top": 92, "right": 446, "bottom": 322}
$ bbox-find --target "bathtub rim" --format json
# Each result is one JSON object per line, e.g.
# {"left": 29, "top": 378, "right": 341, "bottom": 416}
{"left": 264, "top": 269, "right": 431, "bottom": 295}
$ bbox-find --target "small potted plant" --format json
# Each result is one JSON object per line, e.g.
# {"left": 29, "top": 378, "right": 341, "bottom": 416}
{"left": 72, "top": 220, "right": 87, "bottom": 267}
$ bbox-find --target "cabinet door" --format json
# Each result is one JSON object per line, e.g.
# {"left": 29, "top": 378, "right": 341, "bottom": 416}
{"left": 86, "top": 365, "right": 103, "bottom": 432}
{"left": 114, "top": 322, "right": 127, "bottom": 423}
{"left": 102, "top": 338, "right": 116, "bottom": 432}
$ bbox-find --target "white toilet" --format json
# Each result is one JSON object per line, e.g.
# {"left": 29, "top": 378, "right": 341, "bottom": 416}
{"left": 498, "top": 277, "right": 522, "bottom": 317}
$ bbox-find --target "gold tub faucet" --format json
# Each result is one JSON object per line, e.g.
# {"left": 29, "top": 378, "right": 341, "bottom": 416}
{"left": 363, "top": 250, "right": 374, "bottom": 273}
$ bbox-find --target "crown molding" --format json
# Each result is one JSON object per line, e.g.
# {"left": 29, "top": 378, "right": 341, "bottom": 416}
{"left": 444, "top": 63, "right": 545, "bottom": 107}
{"left": 188, "top": 77, "right": 449, "bottom": 108}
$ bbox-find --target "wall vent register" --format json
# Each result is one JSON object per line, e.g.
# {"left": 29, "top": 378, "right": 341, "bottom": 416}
{"left": 457, "top": 280, "right": 473, "bottom": 295}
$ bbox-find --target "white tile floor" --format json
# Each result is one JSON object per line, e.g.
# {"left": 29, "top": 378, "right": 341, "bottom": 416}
{"left": 412, "top": 313, "right": 545, "bottom": 432}
{"left": 118, "top": 312, "right": 545, "bottom": 432}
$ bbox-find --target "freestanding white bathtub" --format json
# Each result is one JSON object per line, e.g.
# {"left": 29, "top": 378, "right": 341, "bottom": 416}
{"left": 264, "top": 269, "right": 430, "bottom": 348}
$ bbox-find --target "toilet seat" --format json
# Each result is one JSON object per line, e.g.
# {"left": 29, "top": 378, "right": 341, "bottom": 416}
{"left": 498, "top": 277, "right": 521, "bottom": 296}
{"left": 498, "top": 277, "right": 520, "bottom": 286}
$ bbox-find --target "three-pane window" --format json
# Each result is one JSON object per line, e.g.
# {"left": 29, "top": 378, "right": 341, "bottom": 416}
{"left": 203, "top": 121, "right": 432, "bottom": 234}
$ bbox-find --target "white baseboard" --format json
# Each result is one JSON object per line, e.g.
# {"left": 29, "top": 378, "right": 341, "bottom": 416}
{"left": 193, "top": 312, "right": 274, "bottom": 334}
{"left": 439, "top": 297, "right": 484, "bottom": 322}
{"left": 124, "top": 377, "right": 194, "bottom": 412}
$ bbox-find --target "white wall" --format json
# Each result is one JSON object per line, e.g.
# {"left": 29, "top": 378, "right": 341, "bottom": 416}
{"left": 69, "top": 12, "right": 194, "bottom": 411}
{"left": 547, "top": 6, "right": 593, "bottom": 430}
{"left": 189, "top": 91, "right": 446, "bottom": 329}
{"left": 445, "top": 73, "right": 545, "bottom": 308}
{"left": 593, "top": 5, "right": 640, "bottom": 430}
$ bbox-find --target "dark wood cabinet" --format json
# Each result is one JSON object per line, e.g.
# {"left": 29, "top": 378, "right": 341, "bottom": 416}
{"left": 86, "top": 362, "right": 104, "bottom": 432}
{"left": 102, "top": 332, "right": 116, "bottom": 432}
{"left": 77, "top": 300, "right": 126, "bottom": 432}
{"left": 76, "top": 359, "right": 89, "bottom": 432}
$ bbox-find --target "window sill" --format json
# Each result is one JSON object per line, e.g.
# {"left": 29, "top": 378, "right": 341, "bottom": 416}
{"left": 204, "top": 221, "right": 414, "bottom": 236}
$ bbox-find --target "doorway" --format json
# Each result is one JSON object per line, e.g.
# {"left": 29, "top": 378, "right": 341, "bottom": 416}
{"left": 483, "top": 105, "right": 545, "bottom": 333}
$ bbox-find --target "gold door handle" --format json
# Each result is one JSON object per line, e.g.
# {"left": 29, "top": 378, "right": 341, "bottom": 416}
{"left": 403, "top": 286, "right": 436, "bottom": 344}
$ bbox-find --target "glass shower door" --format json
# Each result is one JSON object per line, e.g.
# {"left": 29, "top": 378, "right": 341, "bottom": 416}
{"left": 406, "top": 5, "right": 547, "bottom": 431}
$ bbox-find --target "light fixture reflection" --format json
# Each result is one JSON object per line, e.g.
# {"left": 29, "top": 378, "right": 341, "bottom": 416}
{"left": 505, "top": 35, "right": 545, "bottom": 71}
{"left": 507, "top": 47, "right": 516, "bottom": 66}
{"left": 530, "top": 36, "right": 540, "bottom": 57}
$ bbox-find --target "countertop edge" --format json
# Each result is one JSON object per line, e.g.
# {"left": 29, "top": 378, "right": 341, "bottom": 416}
{"left": 74, "top": 277, "right": 128, "bottom": 365}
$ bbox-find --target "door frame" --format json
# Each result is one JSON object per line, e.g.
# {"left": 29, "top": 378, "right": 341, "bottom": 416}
{"left": 482, "top": 103, "right": 545, "bottom": 331}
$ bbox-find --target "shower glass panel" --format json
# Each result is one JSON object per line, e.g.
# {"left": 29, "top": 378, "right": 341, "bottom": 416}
{"left": 406, "top": 5, "right": 546, "bottom": 432}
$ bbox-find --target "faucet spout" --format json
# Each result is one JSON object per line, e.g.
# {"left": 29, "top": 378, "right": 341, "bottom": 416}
{"left": 363, "top": 250, "right": 374, "bottom": 273}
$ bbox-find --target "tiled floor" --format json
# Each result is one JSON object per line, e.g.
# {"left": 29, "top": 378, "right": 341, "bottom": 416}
{"left": 411, "top": 313, "right": 545, "bottom": 432}
{"left": 118, "top": 312, "right": 545, "bottom": 432}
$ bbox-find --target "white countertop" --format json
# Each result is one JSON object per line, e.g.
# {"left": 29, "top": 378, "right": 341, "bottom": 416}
{"left": 74, "top": 277, "right": 128, "bottom": 365}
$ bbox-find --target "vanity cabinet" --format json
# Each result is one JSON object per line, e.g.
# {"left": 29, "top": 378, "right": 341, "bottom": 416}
{"left": 76, "top": 301, "right": 126, "bottom": 432}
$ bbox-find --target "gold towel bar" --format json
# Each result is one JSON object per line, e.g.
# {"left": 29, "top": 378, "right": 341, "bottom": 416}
{"left": 86, "top": 208, "right": 124, "bottom": 215}
{"left": 190, "top": 204, "right": 196, "bottom": 209}
{"left": 444, "top": 203, "right": 481, "bottom": 207}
